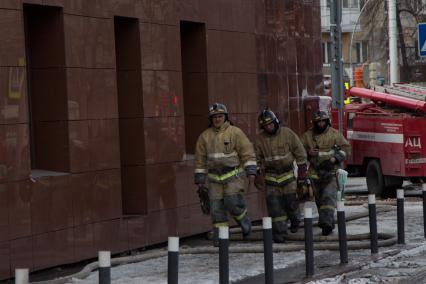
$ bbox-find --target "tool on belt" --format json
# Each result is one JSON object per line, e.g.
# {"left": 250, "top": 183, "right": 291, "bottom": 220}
{"left": 297, "top": 178, "right": 314, "bottom": 201}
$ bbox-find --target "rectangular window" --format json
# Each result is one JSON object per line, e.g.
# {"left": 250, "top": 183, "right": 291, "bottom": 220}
{"left": 322, "top": 42, "right": 332, "bottom": 64}
{"left": 356, "top": 42, "right": 361, "bottom": 63}
{"left": 322, "top": 43, "right": 327, "bottom": 63}
{"left": 362, "top": 41, "right": 368, "bottom": 62}
{"left": 343, "top": 0, "right": 358, "bottom": 8}
{"left": 23, "top": 4, "right": 69, "bottom": 173}
{"left": 180, "top": 21, "right": 209, "bottom": 154}
{"left": 327, "top": 42, "right": 332, "bottom": 63}
{"left": 114, "top": 16, "right": 147, "bottom": 215}
{"left": 347, "top": 112, "right": 355, "bottom": 130}
{"left": 355, "top": 41, "right": 368, "bottom": 63}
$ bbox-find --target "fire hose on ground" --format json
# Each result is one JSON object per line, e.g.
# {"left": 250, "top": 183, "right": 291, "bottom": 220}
{"left": 30, "top": 205, "right": 398, "bottom": 284}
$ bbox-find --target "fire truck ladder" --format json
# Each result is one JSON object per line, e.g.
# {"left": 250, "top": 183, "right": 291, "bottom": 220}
{"left": 374, "top": 84, "right": 426, "bottom": 102}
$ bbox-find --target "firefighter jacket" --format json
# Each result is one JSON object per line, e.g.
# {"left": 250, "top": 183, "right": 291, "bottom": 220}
{"left": 301, "top": 126, "right": 351, "bottom": 181}
{"left": 254, "top": 127, "right": 307, "bottom": 186}
{"left": 194, "top": 122, "right": 257, "bottom": 184}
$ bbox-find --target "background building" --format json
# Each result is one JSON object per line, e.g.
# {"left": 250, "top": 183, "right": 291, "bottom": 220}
{"left": 0, "top": 0, "right": 322, "bottom": 279}
{"left": 321, "top": 0, "right": 367, "bottom": 84}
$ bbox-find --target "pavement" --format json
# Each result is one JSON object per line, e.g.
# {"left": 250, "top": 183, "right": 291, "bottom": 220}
{"left": 235, "top": 177, "right": 426, "bottom": 284}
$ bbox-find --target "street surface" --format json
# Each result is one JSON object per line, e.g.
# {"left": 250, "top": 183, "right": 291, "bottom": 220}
{"left": 31, "top": 178, "right": 426, "bottom": 284}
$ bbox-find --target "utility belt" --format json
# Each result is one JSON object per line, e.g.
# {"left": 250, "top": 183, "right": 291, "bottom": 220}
{"left": 264, "top": 164, "right": 293, "bottom": 175}
{"left": 208, "top": 166, "right": 243, "bottom": 184}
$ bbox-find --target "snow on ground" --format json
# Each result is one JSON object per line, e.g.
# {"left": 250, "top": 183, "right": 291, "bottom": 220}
{"left": 307, "top": 202, "right": 426, "bottom": 284}
{"left": 69, "top": 251, "right": 307, "bottom": 284}
{"left": 68, "top": 180, "right": 426, "bottom": 284}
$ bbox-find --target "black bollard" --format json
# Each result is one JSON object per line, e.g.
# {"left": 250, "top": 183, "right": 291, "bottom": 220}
{"left": 219, "top": 226, "right": 229, "bottom": 284}
{"left": 397, "top": 189, "right": 405, "bottom": 244}
{"left": 168, "top": 237, "right": 179, "bottom": 284}
{"left": 304, "top": 207, "right": 314, "bottom": 277}
{"left": 423, "top": 184, "right": 426, "bottom": 238}
{"left": 15, "top": 268, "right": 29, "bottom": 284}
{"left": 368, "top": 194, "right": 378, "bottom": 254}
{"left": 263, "top": 217, "right": 274, "bottom": 284}
{"left": 98, "top": 251, "right": 111, "bottom": 284}
{"left": 337, "top": 201, "right": 348, "bottom": 264}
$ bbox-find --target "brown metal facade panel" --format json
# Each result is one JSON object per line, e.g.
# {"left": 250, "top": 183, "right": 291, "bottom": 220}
{"left": 0, "top": 0, "right": 323, "bottom": 279}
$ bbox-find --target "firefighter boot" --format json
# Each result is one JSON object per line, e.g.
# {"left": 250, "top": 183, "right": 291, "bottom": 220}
{"left": 210, "top": 199, "right": 228, "bottom": 247}
{"left": 273, "top": 234, "right": 286, "bottom": 243}
{"left": 322, "top": 225, "right": 333, "bottom": 236}
{"left": 212, "top": 227, "right": 219, "bottom": 247}
{"left": 272, "top": 222, "right": 288, "bottom": 243}
{"left": 283, "top": 192, "right": 300, "bottom": 233}
{"left": 290, "top": 218, "right": 300, "bottom": 233}
{"left": 239, "top": 215, "right": 252, "bottom": 239}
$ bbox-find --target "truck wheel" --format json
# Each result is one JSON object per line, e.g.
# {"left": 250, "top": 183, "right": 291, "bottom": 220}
{"left": 366, "top": 160, "right": 385, "bottom": 197}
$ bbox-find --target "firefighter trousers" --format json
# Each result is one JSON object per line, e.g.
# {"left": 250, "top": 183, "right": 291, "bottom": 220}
{"left": 265, "top": 180, "right": 299, "bottom": 241}
{"left": 208, "top": 176, "right": 250, "bottom": 230}
{"left": 312, "top": 177, "right": 338, "bottom": 230}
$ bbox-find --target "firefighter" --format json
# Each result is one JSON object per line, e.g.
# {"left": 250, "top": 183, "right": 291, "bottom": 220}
{"left": 301, "top": 110, "right": 351, "bottom": 236}
{"left": 254, "top": 109, "right": 308, "bottom": 243}
{"left": 194, "top": 103, "right": 257, "bottom": 245}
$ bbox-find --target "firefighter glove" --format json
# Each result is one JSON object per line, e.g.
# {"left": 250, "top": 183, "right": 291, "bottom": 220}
{"left": 194, "top": 172, "right": 206, "bottom": 185}
{"left": 297, "top": 164, "right": 308, "bottom": 180}
{"left": 197, "top": 185, "right": 210, "bottom": 215}
{"left": 333, "top": 149, "right": 346, "bottom": 163}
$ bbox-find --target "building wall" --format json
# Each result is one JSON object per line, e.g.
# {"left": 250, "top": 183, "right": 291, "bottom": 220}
{"left": 0, "top": 0, "right": 322, "bottom": 279}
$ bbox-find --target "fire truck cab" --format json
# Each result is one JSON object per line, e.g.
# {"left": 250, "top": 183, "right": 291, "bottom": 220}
{"left": 331, "top": 84, "right": 426, "bottom": 197}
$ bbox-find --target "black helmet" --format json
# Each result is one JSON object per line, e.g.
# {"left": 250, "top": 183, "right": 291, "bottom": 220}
{"left": 312, "top": 110, "right": 331, "bottom": 134}
{"left": 209, "top": 103, "right": 228, "bottom": 117}
{"left": 312, "top": 110, "right": 330, "bottom": 122}
{"left": 258, "top": 109, "right": 279, "bottom": 128}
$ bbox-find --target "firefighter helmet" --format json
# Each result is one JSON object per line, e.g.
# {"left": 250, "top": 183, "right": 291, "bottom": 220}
{"left": 312, "top": 110, "right": 330, "bottom": 122}
{"left": 209, "top": 103, "right": 228, "bottom": 117}
{"left": 258, "top": 109, "right": 279, "bottom": 128}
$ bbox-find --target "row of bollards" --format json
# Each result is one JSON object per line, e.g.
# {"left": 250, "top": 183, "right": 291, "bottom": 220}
{"left": 13, "top": 251, "right": 113, "bottom": 284}
{"left": 14, "top": 186, "right": 425, "bottom": 284}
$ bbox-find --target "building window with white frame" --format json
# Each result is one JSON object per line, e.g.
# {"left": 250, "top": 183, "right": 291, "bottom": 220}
{"left": 322, "top": 41, "right": 332, "bottom": 64}
{"left": 355, "top": 41, "right": 368, "bottom": 63}
{"left": 329, "top": 0, "right": 359, "bottom": 9}
{"left": 343, "top": 0, "right": 359, "bottom": 8}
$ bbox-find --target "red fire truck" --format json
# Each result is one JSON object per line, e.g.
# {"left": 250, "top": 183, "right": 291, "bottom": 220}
{"left": 331, "top": 84, "right": 426, "bottom": 197}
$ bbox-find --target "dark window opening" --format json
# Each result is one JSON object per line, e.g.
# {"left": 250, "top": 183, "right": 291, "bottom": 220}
{"left": 114, "top": 16, "right": 147, "bottom": 215}
{"left": 23, "top": 4, "right": 69, "bottom": 174}
{"left": 180, "top": 21, "right": 209, "bottom": 154}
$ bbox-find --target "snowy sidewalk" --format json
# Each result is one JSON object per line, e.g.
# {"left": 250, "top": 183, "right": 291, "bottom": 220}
{"left": 64, "top": 201, "right": 426, "bottom": 284}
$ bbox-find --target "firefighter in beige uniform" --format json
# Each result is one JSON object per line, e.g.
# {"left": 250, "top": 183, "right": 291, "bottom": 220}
{"left": 254, "top": 109, "right": 308, "bottom": 243}
{"left": 301, "top": 111, "right": 351, "bottom": 235}
{"left": 194, "top": 103, "right": 257, "bottom": 239}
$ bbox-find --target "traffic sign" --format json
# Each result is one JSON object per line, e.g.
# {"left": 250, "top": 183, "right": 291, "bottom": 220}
{"left": 418, "top": 23, "right": 426, "bottom": 57}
